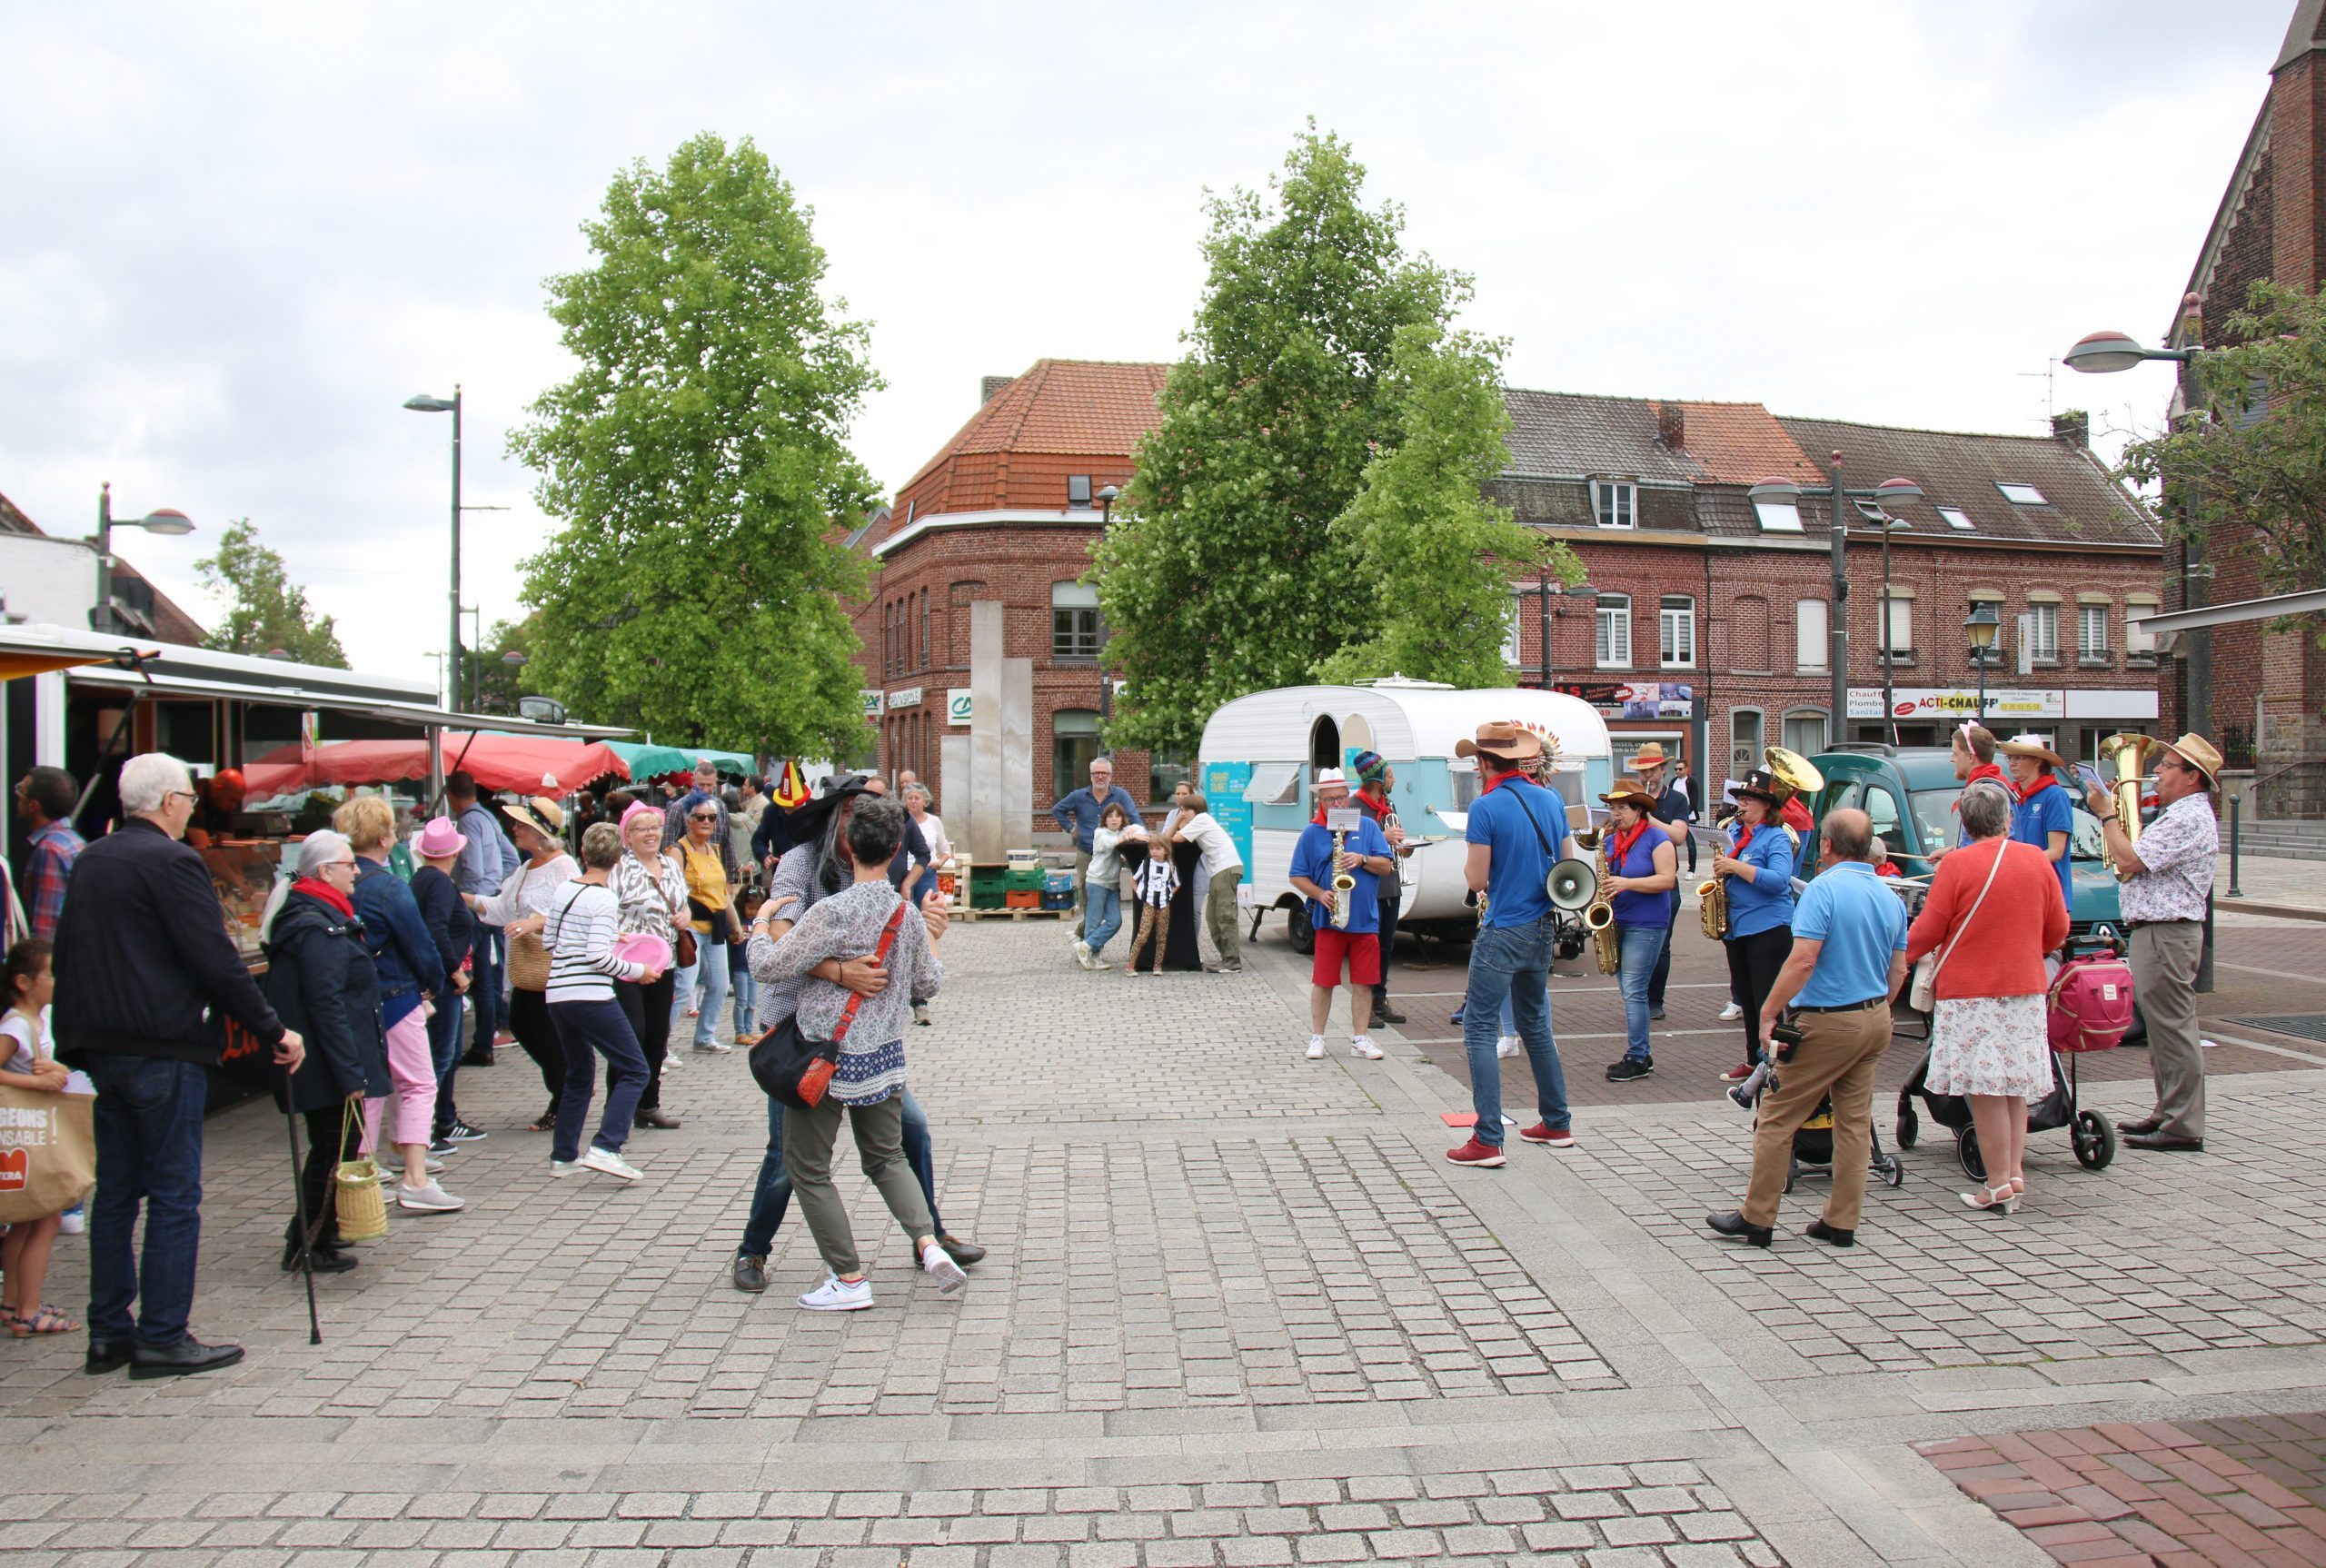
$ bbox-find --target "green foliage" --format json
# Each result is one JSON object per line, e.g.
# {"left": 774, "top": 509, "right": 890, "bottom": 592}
{"left": 468, "top": 615, "right": 534, "bottom": 715}
{"left": 2120, "top": 281, "right": 2326, "bottom": 611}
{"left": 1097, "top": 126, "right": 1537, "bottom": 755}
{"left": 1313, "top": 324, "right": 1571, "bottom": 686}
{"left": 194, "top": 518, "right": 349, "bottom": 667}
{"left": 510, "top": 132, "right": 880, "bottom": 757}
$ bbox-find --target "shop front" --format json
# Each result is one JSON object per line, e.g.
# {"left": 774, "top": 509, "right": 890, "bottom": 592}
{"left": 1846, "top": 687, "right": 2157, "bottom": 763}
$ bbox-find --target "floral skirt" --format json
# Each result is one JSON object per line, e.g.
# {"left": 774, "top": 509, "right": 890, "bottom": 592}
{"left": 1927, "top": 994, "right": 2054, "bottom": 1100}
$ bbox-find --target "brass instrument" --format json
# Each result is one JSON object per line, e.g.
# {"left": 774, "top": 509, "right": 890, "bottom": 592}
{"left": 2098, "top": 732, "right": 2153, "bottom": 883}
{"left": 1327, "top": 822, "right": 1356, "bottom": 928}
{"left": 1763, "top": 745, "right": 1825, "bottom": 801}
{"left": 1700, "top": 748, "right": 1823, "bottom": 942}
{"left": 1585, "top": 836, "right": 1619, "bottom": 975}
{"left": 1697, "top": 876, "right": 1728, "bottom": 940}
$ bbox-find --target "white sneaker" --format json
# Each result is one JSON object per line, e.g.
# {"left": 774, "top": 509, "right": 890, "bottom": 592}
{"left": 1074, "top": 939, "right": 1094, "bottom": 968}
{"left": 920, "top": 1242, "right": 969, "bottom": 1295}
{"left": 1718, "top": 1001, "right": 1744, "bottom": 1021}
{"left": 692, "top": 1040, "right": 734, "bottom": 1054}
{"left": 1350, "top": 1037, "right": 1385, "bottom": 1060}
{"left": 661, "top": 1052, "right": 684, "bottom": 1073}
{"left": 1306, "top": 1035, "right": 1327, "bottom": 1059}
{"left": 396, "top": 1181, "right": 464, "bottom": 1212}
{"left": 580, "top": 1146, "right": 643, "bottom": 1182}
{"left": 1087, "top": 957, "right": 1112, "bottom": 971}
{"left": 551, "top": 1160, "right": 581, "bottom": 1176}
{"left": 798, "top": 1275, "right": 875, "bottom": 1312}
{"left": 58, "top": 1205, "right": 84, "bottom": 1236}
{"left": 1497, "top": 1034, "right": 1520, "bottom": 1059}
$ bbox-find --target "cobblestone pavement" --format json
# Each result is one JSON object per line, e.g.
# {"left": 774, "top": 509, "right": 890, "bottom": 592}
{"left": 12, "top": 915, "right": 2326, "bottom": 1566}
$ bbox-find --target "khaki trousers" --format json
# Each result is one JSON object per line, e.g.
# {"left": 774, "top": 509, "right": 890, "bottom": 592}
{"left": 1071, "top": 849, "right": 1092, "bottom": 936}
{"left": 1206, "top": 867, "right": 1244, "bottom": 965}
{"left": 1742, "top": 1004, "right": 1892, "bottom": 1230}
{"left": 782, "top": 1094, "right": 936, "bottom": 1278}
{"left": 2132, "top": 921, "right": 2205, "bottom": 1139}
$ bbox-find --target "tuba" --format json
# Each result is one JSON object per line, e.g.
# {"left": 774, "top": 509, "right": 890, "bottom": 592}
{"left": 1328, "top": 822, "right": 1356, "bottom": 928}
{"left": 1584, "top": 835, "right": 1619, "bottom": 975}
{"left": 1763, "top": 745, "right": 1825, "bottom": 802}
{"left": 2098, "top": 733, "right": 2152, "bottom": 882}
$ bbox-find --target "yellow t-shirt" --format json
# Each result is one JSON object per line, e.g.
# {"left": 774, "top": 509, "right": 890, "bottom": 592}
{"left": 680, "top": 839, "right": 731, "bottom": 934}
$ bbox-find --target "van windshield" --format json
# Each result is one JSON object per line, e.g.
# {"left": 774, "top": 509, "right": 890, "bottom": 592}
{"left": 1909, "top": 786, "right": 2108, "bottom": 862}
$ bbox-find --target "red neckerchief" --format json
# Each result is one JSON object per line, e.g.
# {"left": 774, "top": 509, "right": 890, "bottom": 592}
{"left": 1781, "top": 796, "right": 1813, "bottom": 834}
{"left": 1731, "top": 821, "right": 1754, "bottom": 857}
{"left": 295, "top": 878, "right": 354, "bottom": 918}
{"left": 1952, "top": 762, "right": 2008, "bottom": 812}
{"left": 2011, "top": 770, "right": 2061, "bottom": 804}
{"left": 1355, "top": 784, "right": 1390, "bottom": 819}
{"left": 1605, "top": 819, "right": 1650, "bottom": 869}
{"left": 1479, "top": 768, "right": 1524, "bottom": 797}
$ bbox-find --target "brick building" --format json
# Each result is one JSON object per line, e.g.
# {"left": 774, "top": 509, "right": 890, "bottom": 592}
{"left": 2154, "top": 0, "right": 2326, "bottom": 790}
{"left": 849, "top": 360, "right": 1171, "bottom": 817}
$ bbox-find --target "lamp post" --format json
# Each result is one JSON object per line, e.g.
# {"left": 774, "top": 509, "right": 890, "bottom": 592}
{"left": 90, "top": 484, "right": 194, "bottom": 633}
{"left": 1096, "top": 484, "right": 1119, "bottom": 725}
{"left": 403, "top": 389, "right": 463, "bottom": 708}
{"left": 2064, "top": 310, "right": 2211, "bottom": 740}
{"left": 1964, "top": 602, "right": 2002, "bottom": 725}
{"left": 1748, "top": 468, "right": 1923, "bottom": 745}
{"left": 1875, "top": 512, "right": 1911, "bottom": 744}
{"left": 1535, "top": 577, "right": 1600, "bottom": 691}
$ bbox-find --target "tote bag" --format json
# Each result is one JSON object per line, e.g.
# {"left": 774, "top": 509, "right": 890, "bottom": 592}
{"left": 0, "top": 1083, "right": 95, "bottom": 1224}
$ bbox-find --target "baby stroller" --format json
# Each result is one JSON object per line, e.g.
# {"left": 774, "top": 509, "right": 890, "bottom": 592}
{"left": 1732, "top": 1054, "right": 1904, "bottom": 1193}
{"left": 1894, "top": 941, "right": 2134, "bottom": 1180}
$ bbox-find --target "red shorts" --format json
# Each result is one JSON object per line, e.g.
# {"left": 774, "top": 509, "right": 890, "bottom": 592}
{"left": 1312, "top": 928, "right": 1382, "bottom": 987}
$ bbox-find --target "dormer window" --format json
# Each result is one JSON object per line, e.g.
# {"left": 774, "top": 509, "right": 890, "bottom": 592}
{"left": 1594, "top": 480, "right": 1636, "bottom": 530}
{"left": 1068, "top": 475, "right": 1093, "bottom": 510}
{"left": 1995, "top": 481, "right": 2047, "bottom": 506}
{"left": 1938, "top": 506, "right": 1974, "bottom": 530}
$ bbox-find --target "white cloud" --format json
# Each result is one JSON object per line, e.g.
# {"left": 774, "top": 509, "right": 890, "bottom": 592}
{"left": 0, "top": 0, "right": 2291, "bottom": 689}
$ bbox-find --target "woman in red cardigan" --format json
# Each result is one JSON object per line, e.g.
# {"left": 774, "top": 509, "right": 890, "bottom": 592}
{"left": 1902, "top": 782, "right": 2069, "bottom": 1214}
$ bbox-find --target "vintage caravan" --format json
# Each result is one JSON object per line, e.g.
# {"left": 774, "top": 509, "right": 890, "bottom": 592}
{"left": 1196, "top": 679, "right": 1614, "bottom": 949}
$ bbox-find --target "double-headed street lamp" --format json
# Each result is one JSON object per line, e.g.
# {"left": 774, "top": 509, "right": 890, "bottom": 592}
{"left": 1748, "top": 466, "right": 1923, "bottom": 745}
{"left": 90, "top": 483, "right": 194, "bottom": 633}
{"left": 1963, "top": 602, "right": 2002, "bottom": 724}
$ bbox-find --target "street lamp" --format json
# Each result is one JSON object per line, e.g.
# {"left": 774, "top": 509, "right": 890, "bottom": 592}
{"left": 1534, "top": 574, "right": 1601, "bottom": 691}
{"left": 1872, "top": 510, "right": 1913, "bottom": 744}
{"left": 403, "top": 389, "right": 463, "bottom": 708}
{"left": 1748, "top": 467, "right": 1923, "bottom": 746}
{"left": 90, "top": 483, "right": 195, "bottom": 634}
{"left": 1963, "top": 602, "right": 2002, "bottom": 725}
{"left": 1097, "top": 485, "right": 1120, "bottom": 722}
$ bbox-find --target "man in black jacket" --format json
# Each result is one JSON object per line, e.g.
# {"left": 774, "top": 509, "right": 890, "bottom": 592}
{"left": 53, "top": 752, "right": 304, "bottom": 1379}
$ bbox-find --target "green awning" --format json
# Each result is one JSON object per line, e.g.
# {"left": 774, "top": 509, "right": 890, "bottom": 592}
{"left": 607, "top": 741, "right": 756, "bottom": 780}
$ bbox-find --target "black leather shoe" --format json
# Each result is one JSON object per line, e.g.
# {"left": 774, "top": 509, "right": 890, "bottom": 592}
{"left": 129, "top": 1336, "right": 245, "bottom": 1380}
{"left": 283, "top": 1244, "right": 358, "bottom": 1275}
{"left": 85, "top": 1340, "right": 133, "bottom": 1375}
{"left": 2124, "top": 1132, "right": 2205, "bottom": 1152}
{"left": 732, "top": 1254, "right": 768, "bottom": 1293}
{"left": 461, "top": 1049, "right": 496, "bottom": 1067}
{"left": 1705, "top": 1211, "right": 1774, "bottom": 1247}
{"left": 939, "top": 1234, "right": 988, "bottom": 1267}
{"left": 1374, "top": 1001, "right": 1408, "bottom": 1025}
{"left": 635, "top": 1107, "right": 682, "bottom": 1129}
{"left": 1804, "top": 1218, "right": 1856, "bottom": 1248}
{"left": 2114, "top": 1116, "right": 2163, "bottom": 1136}
{"left": 1650, "top": 1005, "right": 1667, "bottom": 1020}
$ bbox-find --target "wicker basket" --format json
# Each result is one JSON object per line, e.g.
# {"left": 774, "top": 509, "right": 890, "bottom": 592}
{"left": 332, "top": 1100, "right": 388, "bottom": 1242}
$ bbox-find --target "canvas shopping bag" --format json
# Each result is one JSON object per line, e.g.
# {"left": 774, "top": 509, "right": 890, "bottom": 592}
{"left": 0, "top": 1082, "right": 95, "bottom": 1224}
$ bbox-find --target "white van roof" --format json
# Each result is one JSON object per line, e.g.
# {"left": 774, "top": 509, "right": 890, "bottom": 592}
{"left": 1200, "top": 683, "right": 1612, "bottom": 767}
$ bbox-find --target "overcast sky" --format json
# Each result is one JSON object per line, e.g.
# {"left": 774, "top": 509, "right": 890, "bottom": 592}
{"left": 0, "top": 1, "right": 2296, "bottom": 690}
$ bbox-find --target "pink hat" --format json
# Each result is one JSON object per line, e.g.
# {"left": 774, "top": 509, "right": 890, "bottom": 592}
{"left": 413, "top": 817, "right": 468, "bottom": 859}
{"left": 619, "top": 800, "right": 663, "bottom": 834}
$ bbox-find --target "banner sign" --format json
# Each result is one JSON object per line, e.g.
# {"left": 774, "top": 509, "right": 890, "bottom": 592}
{"left": 1553, "top": 681, "right": 1695, "bottom": 719}
{"left": 889, "top": 687, "right": 922, "bottom": 710}
{"left": 1849, "top": 687, "right": 2064, "bottom": 720}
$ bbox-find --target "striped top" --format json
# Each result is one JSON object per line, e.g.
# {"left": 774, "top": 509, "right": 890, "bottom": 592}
{"left": 543, "top": 881, "right": 647, "bottom": 1002}
{"left": 610, "top": 849, "right": 689, "bottom": 940}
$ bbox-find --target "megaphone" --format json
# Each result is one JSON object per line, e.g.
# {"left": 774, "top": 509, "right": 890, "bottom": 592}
{"left": 1547, "top": 857, "right": 1597, "bottom": 912}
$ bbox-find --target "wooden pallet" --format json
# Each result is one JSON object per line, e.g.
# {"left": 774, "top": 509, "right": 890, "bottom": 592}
{"left": 949, "top": 904, "right": 1073, "bottom": 922}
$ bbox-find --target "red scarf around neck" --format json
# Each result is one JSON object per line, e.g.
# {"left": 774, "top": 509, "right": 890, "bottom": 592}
{"left": 295, "top": 877, "right": 353, "bottom": 918}
{"left": 1605, "top": 817, "right": 1650, "bottom": 869}
{"left": 1952, "top": 761, "right": 2008, "bottom": 812}
{"left": 2011, "top": 769, "right": 2062, "bottom": 804}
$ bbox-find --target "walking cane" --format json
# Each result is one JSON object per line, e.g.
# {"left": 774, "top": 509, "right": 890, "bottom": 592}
{"left": 283, "top": 1106, "right": 323, "bottom": 1346}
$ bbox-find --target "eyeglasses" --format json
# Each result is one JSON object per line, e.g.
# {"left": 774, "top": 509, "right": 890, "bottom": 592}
{"left": 167, "top": 790, "right": 198, "bottom": 805}
{"left": 323, "top": 858, "right": 357, "bottom": 871}
{"left": 690, "top": 811, "right": 718, "bottom": 822}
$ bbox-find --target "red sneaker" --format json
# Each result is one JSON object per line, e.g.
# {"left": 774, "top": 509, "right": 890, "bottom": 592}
{"left": 1718, "top": 1064, "right": 1754, "bottom": 1084}
{"left": 493, "top": 1030, "right": 516, "bottom": 1047}
{"left": 1446, "top": 1136, "right": 1506, "bottom": 1168}
{"left": 1518, "top": 1124, "right": 1576, "bottom": 1147}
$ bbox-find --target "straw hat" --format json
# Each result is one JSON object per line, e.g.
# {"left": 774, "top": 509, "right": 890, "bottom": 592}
{"left": 505, "top": 796, "right": 565, "bottom": 841}
{"left": 2153, "top": 731, "right": 2224, "bottom": 787}
{"left": 1995, "top": 733, "right": 2067, "bottom": 769}
{"left": 1629, "top": 741, "right": 1671, "bottom": 769}
{"left": 412, "top": 817, "right": 468, "bottom": 859}
{"left": 1598, "top": 776, "right": 1661, "bottom": 812}
{"left": 1455, "top": 720, "right": 1544, "bottom": 762}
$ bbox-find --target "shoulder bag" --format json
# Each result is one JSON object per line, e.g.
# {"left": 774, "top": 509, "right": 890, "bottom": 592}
{"left": 658, "top": 854, "right": 699, "bottom": 969}
{"left": 750, "top": 901, "right": 910, "bottom": 1109}
{"left": 1908, "top": 838, "right": 2006, "bottom": 1013}
{"left": 1506, "top": 785, "right": 1571, "bottom": 904}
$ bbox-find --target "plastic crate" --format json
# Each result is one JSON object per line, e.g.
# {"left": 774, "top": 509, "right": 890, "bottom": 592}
{"left": 1039, "top": 888, "right": 1074, "bottom": 909}
{"left": 1003, "top": 868, "right": 1047, "bottom": 890}
{"left": 1005, "top": 888, "right": 1041, "bottom": 909}
{"left": 1042, "top": 869, "right": 1076, "bottom": 893}
{"left": 969, "top": 866, "right": 1009, "bottom": 909}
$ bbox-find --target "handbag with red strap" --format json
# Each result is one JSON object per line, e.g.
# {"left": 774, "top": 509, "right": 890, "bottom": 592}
{"left": 748, "top": 901, "right": 910, "bottom": 1108}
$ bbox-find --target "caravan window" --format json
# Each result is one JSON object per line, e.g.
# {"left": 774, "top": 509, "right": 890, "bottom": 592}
{"left": 1450, "top": 765, "right": 1480, "bottom": 811}
{"left": 1241, "top": 762, "right": 1301, "bottom": 807}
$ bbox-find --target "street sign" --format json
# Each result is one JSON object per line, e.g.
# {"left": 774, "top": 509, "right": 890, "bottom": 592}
{"left": 861, "top": 689, "right": 884, "bottom": 718}
{"left": 947, "top": 689, "right": 972, "bottom": 726}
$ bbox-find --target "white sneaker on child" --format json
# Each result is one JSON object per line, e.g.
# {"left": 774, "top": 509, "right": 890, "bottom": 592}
{"left": 1305, "top": 1036, "right": 1327, "bottom": 1060}
{"left": 1496, "top": 1034, "right": 1520, "bottom": 1059}
{"left": 1350, "top": 1037, "right": 1384, "bottom": 1060}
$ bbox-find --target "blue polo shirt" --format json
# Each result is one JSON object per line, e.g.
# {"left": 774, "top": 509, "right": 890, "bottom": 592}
{"left": 1791, "top": 861, "right": 1909, "bottom": 1007}
{"left": 2010, "top": 779, "right": 2076, "bottom": 914}
{"left": 1723, "top": 822, "right": 1795, "bottom": 939}
{"left": 1464, "top": 778, "right": 1563, "bottom": 928}
{"left": 1288, "top": 818, "right": 1393, "bottom": 934}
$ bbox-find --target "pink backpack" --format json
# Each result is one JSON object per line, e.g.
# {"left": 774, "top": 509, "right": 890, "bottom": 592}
{"left": 2048, "top": 955, "right": 2136, "bottom": 1053}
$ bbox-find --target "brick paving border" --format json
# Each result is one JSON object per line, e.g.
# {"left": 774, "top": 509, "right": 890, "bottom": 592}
{"left": 1918, "top": 1417, "right": 2326, "bottom": 1566}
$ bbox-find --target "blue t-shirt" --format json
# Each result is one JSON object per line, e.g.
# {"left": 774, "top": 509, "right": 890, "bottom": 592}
{"left": 1723, "top": 822, "right": 1795, "bottom": 939}
{"left": 2009, "top": 779, "right": 2076, "bottom": 914}
{"left": 1289, "top": 817, "right": 1392, "bottom": 935}
{"left": 1464, "top": 779, "right": 1563, "bottom": 928}
{"left": 1606, "top": 823, "right": 1674, "bottom": 929}
{"left": 1790, "top": 862, "right": 1910, "bottom": 1007}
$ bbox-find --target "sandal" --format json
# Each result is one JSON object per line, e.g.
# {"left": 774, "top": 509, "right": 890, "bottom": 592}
{"left": 5, "top": 1304, "right": 79, "bottom": 1335}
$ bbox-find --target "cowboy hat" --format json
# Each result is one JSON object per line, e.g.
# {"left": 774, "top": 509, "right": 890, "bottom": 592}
{"left": 1455, "top": 720, "right": 1544, "bottom": 762}
{"left": 1313, "top": 767, "right": 1349, "bottom": 791}
{"left": 2152, "top": 731, "right": 2223, "bottom": 787}
{"left": 1995, "top": 734, "right": 2067, "bottom": 769}
{"left": 1598, "top": 776, "right": 1661, "bottom": 812}
{"left": 1732, "top": 768, "right": 1787, "bottom": 808}
{"left": 1628, "top": 741, "right": 1670, "bottom": 769}
{"left": 412, "top": 817, "right": 468, "bottom": 859}
{"left": 505, "top": 796, "right": 565, "bottom": 841}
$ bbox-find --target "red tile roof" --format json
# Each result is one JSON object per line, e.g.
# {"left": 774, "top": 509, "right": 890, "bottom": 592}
{"left": 1657, "top": 400, "right": 1823, "bottom": 487}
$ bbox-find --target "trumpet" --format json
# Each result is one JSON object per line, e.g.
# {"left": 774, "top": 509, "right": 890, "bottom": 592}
{"left": 1327, "top": 822, "right": 1355, "bottom": 928}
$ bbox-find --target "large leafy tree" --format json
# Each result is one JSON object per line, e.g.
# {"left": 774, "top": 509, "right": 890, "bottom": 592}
{"left": 511, "top": 133, "right": 880, "bottom": 757}
{"left": 2121, "top": 280, "right": 2326, "bottom": 608}
{"left": 1094, "top": 127, "right": 1549, "bottom": 753}
{"left": 194, "top": 518, "right": 349, "bottom": 667}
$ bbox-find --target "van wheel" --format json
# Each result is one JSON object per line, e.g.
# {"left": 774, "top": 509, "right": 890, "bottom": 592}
{"left": 1287, "top": 904, "right": 1316, "bottom": 956}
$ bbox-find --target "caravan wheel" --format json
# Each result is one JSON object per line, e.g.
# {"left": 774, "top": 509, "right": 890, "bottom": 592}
{"left": 1287, "top": 903, "right": 1316, "bottom": 956}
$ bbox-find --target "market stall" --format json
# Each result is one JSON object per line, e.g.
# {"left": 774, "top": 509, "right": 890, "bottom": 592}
{"left": 243, "top": 734, "right": 631, "bottom": 799}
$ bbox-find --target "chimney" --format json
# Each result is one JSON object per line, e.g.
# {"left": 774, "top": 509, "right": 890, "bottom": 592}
{"left": 2051, "top": 410, "right": 2090, "bottom": 448}
{"left": 1655, "top": 402, "right": 1685, "bottom": 452}
{"left": 980, "top": 375, "right": 1013, "bottom": 404}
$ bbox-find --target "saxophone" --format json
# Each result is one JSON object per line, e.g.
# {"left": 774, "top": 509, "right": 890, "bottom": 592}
{"left": 1698, "top": 873, "right": 1729, "bottom": 941}
{"left": 1328, "top": 823, "right": 1356, "bottom": 928}
{"left": 1585, "top": 835, "right": 1619, "bottom": 975}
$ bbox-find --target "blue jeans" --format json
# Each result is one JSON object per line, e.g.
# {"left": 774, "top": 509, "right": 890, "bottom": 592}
{"left": 549, "top": 998, "right": 649, "bottom": 1161}
{"left": 428, "top": 993, "right": 466, "bottom": 1136}
{"left": 1647, "top": 890, "right": 1678, "bottom": 1007}
{"left": 1618, "top": 924, "right": 1665, "bottom": 1060}
{"left": 685, "top": 941, "right": 731, "bottom": 1047}
{"left": 1084, "top": 884, "right": 1124, "bottom": 957}
{"left": 731, "top": 963, "right": 758, "bottom": 1037}
{"left": 84, "top": 1053, "right": 209, "bottom": 1346}
{"left": 469, "top": 927, "right": 504, "bottom": 1048}
{"left": 1458, "top": 917, "right": 1567, "bottom": 1146}
{"left": 739, "top": 1084, "right": 941, "bottom": 1256}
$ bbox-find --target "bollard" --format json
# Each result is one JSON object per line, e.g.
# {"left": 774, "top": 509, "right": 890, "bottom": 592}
{"left": 2227, "top": 793, "right": 2243, "bottom": 898}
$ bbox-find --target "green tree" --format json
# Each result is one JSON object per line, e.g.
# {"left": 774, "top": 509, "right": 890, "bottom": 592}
{"left": 510, "top": 133, "right": 880, "bottom": 757}
{"left": 1093, "top": 126, "right": 1546, "bottom": 753}
{"left": 1313, "top": 324, "right": 1575, "bottom": 686}
{"left": 470, "top": 615, "right": 534, "bottom": 715}
{"left": 193, "top": 518, "right": 349, "bottom": 667}
{"left": 2120, "top": 280, "right": 2326, "bottom": 609}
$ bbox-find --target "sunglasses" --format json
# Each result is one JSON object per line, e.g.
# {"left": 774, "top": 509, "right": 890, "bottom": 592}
{"left": 690, "top": 811, "right": 718, "bottom": 821}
